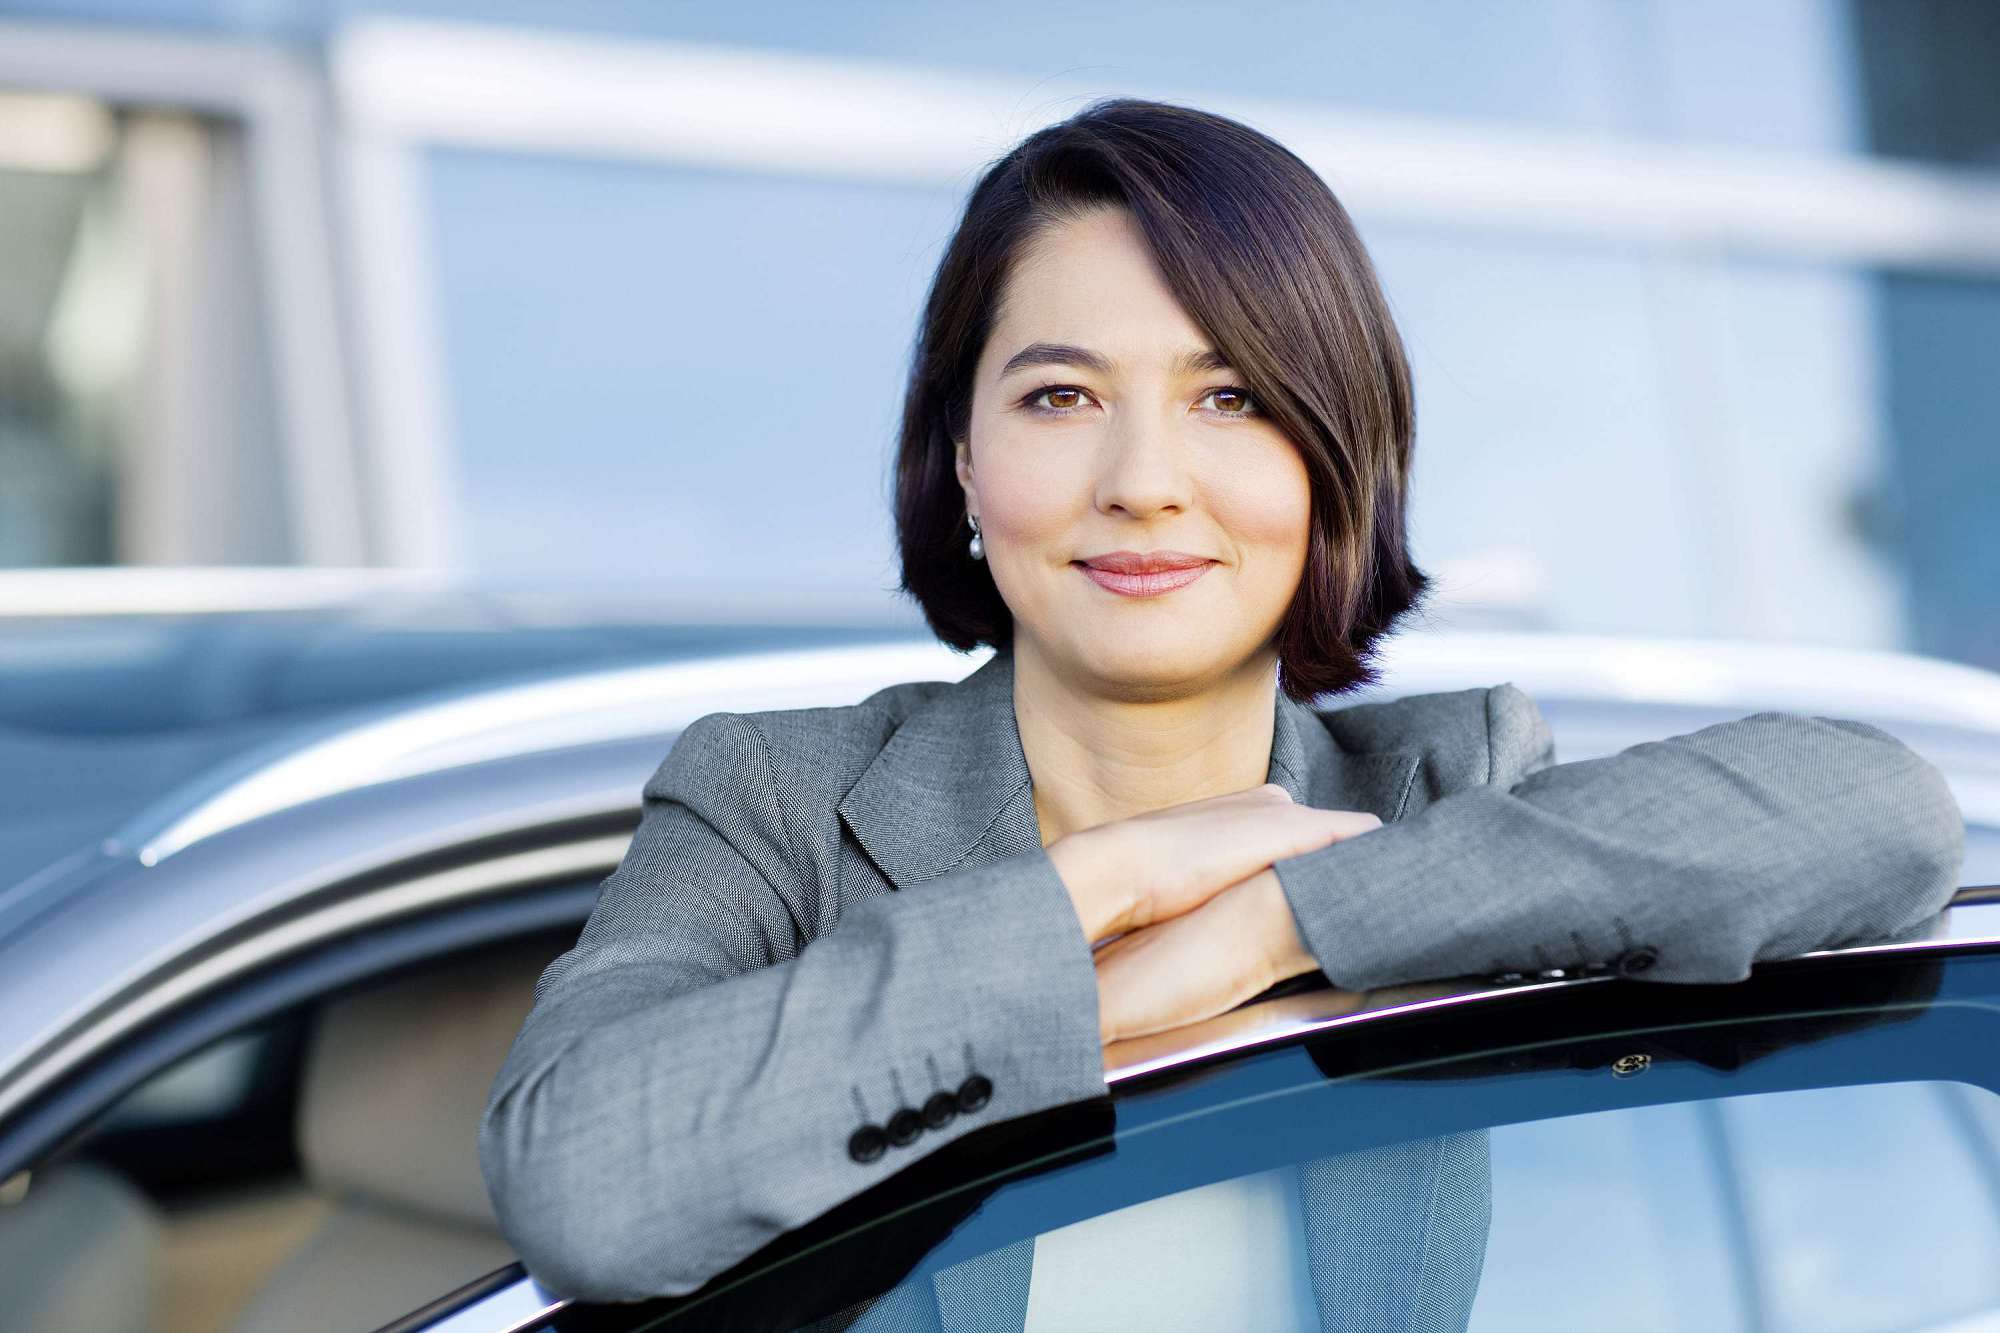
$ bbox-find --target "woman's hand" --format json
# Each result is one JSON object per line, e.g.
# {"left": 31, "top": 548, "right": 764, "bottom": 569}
{"left": 1090, "top": 867, "right": 1320, "bottom": 1044}
{"left": 1046, "top": 783, "right": 1380, "bottom": 944}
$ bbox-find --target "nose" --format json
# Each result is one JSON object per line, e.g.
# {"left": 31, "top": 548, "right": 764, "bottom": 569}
{"left": 1093, "top": 404, "right": 1195, "bottom": 520}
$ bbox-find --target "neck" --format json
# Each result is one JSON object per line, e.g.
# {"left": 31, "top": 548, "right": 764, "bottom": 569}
{"left": 1012, "top": 636, "right": 1281, "bottom": 848}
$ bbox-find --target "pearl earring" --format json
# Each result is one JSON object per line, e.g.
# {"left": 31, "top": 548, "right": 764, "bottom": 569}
{"left": 967, "top": 515, "right": 984, "bottom": 561}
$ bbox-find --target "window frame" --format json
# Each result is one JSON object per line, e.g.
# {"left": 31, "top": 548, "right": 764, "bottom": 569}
{"left": 0, "top": 17, "right": 366, "bottom": 564}
{"left": 0, "top": 822, "right": 621, "bottom": 1185}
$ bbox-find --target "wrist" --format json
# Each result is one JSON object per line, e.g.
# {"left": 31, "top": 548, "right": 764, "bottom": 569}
{"left": 1253, "top": 868, "right": 1318, "bottom": 982}
{"left": 1047, "top": 826, "right": 1137, "bottom": 944}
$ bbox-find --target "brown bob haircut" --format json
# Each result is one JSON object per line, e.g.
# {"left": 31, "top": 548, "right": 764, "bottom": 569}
{"left": 894, "top": 96, "right": 1430, "bottom": 702}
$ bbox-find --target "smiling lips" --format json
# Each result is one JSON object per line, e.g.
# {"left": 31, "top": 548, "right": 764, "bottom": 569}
{"left": 1073, "top": 550, "right": 1216, "bottom": 598}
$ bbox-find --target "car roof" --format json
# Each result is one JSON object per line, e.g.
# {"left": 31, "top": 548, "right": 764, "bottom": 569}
{"left": 100, "top": 628, "right": 2000, "bottom": 870}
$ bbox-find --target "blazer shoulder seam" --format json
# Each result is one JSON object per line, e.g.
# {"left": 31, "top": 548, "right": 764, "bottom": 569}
{"left": 1480, "top": 681, "right": 1554, "bottom": 785}
{"left": 637, "top": 711, "right": 812, "bottom": 956}
{"left": 719, "top": 711, "right": 815, "bottom": 905}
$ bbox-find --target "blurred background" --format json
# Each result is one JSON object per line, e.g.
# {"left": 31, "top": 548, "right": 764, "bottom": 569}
{"left": 3, "top": 10, "right": 2000, "bottom": 1331}
{"left": 1, "top": 0, "right": 1995, "bottom": 657}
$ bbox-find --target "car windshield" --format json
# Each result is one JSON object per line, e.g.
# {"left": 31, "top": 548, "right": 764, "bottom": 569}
{"left": 0, "top": 606, "right": 909, "bottom": 892}
{"left": 537, "top": 947, "right": 2000, "bottom": 1333}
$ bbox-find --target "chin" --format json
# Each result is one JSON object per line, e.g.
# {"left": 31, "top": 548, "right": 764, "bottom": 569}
{"left": 1067, "top": 633, "right": 1249, "bottom": 699}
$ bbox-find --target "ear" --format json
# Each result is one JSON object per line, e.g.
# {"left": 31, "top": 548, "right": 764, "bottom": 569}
{"left": 953, "top": 437, "right": 977, "bottom": 517}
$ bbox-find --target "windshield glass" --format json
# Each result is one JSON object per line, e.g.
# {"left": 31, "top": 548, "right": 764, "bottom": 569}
{"left": 0, "top": 609, "right": 911, "bottom": 891}
{"left": 547, "top": 949, "right": 2000, "bottom": 1333}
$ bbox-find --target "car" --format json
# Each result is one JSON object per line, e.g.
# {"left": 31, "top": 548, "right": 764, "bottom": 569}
{"left": 0, "top": 620, "right": 1995, "bottom": 1332}
{"left": 0, "top": 569, "right": 922, "bottom": 893}
{"left": 425, "top": 905, "right": 2000, "bottom": 1333}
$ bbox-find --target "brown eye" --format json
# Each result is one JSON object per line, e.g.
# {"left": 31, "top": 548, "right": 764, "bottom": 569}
{"left": 1045, "top": 388, "right": 1084, "bottom": 410}
{"left": 1204, "top": 387, "right": 1258, "bottom": 415}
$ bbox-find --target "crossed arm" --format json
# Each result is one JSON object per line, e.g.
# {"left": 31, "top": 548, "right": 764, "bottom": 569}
{"left": 478, "top": 692, "right": 1966, "bottom": 1302}
{"left": 1094, "top": 692, "right": 1966, "bottom": 1039}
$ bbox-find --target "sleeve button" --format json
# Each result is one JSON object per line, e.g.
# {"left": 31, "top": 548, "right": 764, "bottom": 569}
{"left": 1617, "top": 948, "right": 1659, "bottom": 976}
{"left": 922, "top": 1090, "right": 958, "bottom": 1130}
{"left": 887, "top": 1107, "right": 924, "bottom": 1147}
{"left": 957, "top": 1074, "right": 993, "bottom": 1114}
{"left": 848, "top": 1124, "right": 888, "bottom": 1164}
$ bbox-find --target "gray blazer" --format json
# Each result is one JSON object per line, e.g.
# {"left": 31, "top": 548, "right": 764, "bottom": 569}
{"left": 479, "top": 646, "right": 1966, "bottom": 1320}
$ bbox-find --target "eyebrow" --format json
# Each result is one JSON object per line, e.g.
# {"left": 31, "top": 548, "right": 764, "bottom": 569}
{"left": 996, "top": 341, "right": 1233, "bottom": 380}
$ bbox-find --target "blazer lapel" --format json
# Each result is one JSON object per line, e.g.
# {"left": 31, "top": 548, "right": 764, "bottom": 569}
{"left": 837, "top": 648, "right": 1042, "bottom": 890}
{"left": 838, "top": 650, "right": 1427, "bottom": 897}
{"left": 1273, "top": 691, "right": 1424, "bottom": 824}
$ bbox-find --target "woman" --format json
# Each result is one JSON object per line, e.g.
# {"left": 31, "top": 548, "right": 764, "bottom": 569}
{"left": 477, "top": 98, "right": 1966, "bottom": 1319}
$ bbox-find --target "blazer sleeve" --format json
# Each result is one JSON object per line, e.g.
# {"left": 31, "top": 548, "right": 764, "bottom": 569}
{"left": 1273, "top": 684, "right": 1967, "bottom": 990}
{"left": 477, "top": 712, "right": 1108, "bottom": 1303}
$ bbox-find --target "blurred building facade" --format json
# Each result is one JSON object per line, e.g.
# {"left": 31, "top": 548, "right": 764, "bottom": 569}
{"left": 1, "top": 0, "right": 1995, "bottom": 668}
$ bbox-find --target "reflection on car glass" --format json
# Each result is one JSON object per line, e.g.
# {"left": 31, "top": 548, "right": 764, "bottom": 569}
{"left": 571, "top": 954, "right": 1993, "bottom": 1333}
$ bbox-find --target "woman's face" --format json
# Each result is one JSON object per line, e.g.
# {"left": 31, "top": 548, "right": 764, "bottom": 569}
{"left": 957, "top": 205, "right": 1312, "bottom": 698}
